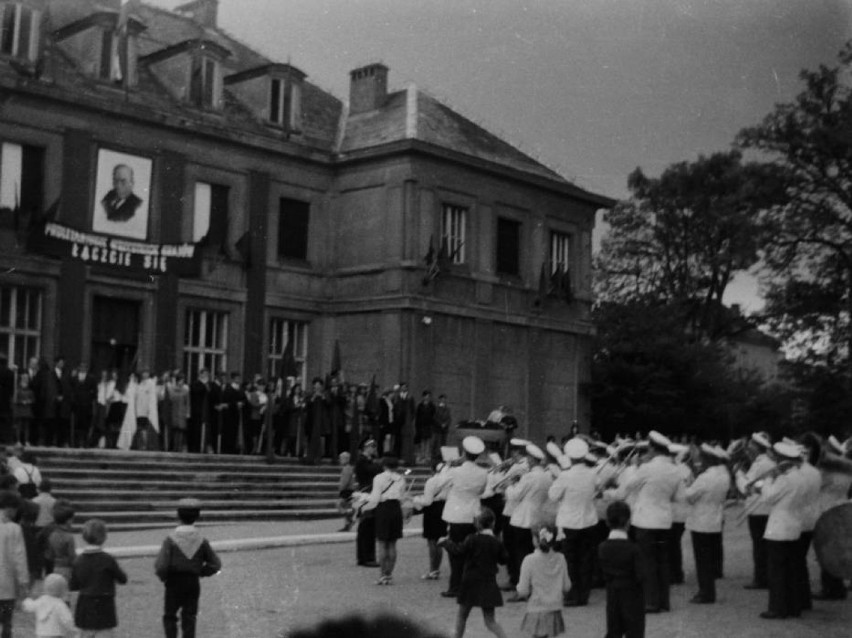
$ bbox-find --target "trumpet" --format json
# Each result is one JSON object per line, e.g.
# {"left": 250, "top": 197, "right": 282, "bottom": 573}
{"left": 489, "top": 457, "right": 521, "bottom": 473}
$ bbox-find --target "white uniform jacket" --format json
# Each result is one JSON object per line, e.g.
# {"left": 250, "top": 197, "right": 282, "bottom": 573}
{"left": 437, "top": 461, "right": 488, "bottom": 525}
{"left": 740, "top": 454, "right": 776, "bottom": 516}
{"left": 761, "top": 467, "right": 808, "bottom": 541}
{"left": 414, "top": 473, "right": 451, "bottom": 509}
{"left": 619, "top": 455, "right": 685, "bottom": 530}
{"left": 671, "top": 462, "right": 693, "bottom": 524}
{"left": 506, "top": 465, "right": 553, "bottom": 529}
{"left": 594, "top": 461, "right": 618, "bottom": 521}
{"left": 798, "top": 462, "right": 822, "bottom": 533}
{"left": 684, "top": 465, "right": 730, "bottom": 533}
{"left": 548, "top": 464, "right": 599, "bottom": 530}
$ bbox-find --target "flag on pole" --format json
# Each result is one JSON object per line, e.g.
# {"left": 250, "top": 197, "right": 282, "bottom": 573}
{"left": 278, "top": 340, "right": 299, "bottom": 380}
{"left": 110, "top": 0, "right": 133, "bottom": 83}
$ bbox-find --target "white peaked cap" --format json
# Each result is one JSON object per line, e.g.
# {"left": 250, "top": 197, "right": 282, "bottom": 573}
{"left": 558, "top": 456, "right": 572, "bottom": 470}
{"left": 773, "top": 441, "right": 801, "bottom": 460}
{"left": 713, "top": 445, "right": 730, "bottom": 461}
{"left": 828, "top": 435, "right": 845, "bottom": 455}
{"left": 584, "top": 453, "right": 598, "bottom": 464}
{"left": 563, "top": 438, "right": 590, "bottom": 460}
{"left": 546, "top": 441, "right": 564, "bottom": 461}
{"left": 751, "top": 432, "right": 771, "bottom": 449}
{"left": 462, "top": 436, "right": 485, "bottom": 456}
{"left": 525, "top": 443, "right": 545, "bottom": 460}
{"left": 700, "top": 443, "right": 720, "bottom": 459}
{"left": 510, "top": 438, "right": 531, "bottom": 449}
{"left": 668, "top": 443, "right": 688, "bottom": 456}
{"left": 648, "top": 430, "right": 672, "bottom": 449}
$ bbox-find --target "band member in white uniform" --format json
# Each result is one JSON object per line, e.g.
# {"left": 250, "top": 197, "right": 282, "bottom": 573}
{"left": 758, "top": 441, "right": 807, "bottom": 620}
{"left": 794, "top": 433, "right": 822, "bottom": 612}
{"left": 668, "top": 443, "right": 693, "bottom": 585}
{"left": 504, "top": 443, "right": 553, "bottom": 602}
{"left": 609, "top": 430, "right": 684, "bottom": 613}
{"left": 737, "top": 432, "right": 775, "bottom": 590}
{"left": 434, "top": 435, "right": 488, "bottom": 598}
{"left": 491, "top": 438, "right": 529, "bottom": 593}
{"left": 548, "top": 437, "right": 599, "bottom": 607}
{"left": 684, "top": 444, "right": 731, "bottom": 604}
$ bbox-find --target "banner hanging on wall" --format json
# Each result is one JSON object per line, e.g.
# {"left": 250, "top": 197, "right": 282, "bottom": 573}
{"left": 28, "top": 221, "right": 202, "bottom": 275}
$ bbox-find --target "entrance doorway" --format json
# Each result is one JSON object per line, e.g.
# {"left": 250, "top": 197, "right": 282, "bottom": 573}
{"left": 90, "top": 296, "right": 140, "bottom": 374}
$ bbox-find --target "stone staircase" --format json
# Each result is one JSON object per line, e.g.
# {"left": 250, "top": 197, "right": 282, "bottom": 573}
{"left": 26, "top": 448, "right": 430, "bottom": 531}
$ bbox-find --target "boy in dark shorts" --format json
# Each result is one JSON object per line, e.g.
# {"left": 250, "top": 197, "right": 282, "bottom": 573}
{"left": 155, "top": 498, "right": 222, "bottom": 638}
{"left": 598, "top": 501, "right": 645, "bottom": 638}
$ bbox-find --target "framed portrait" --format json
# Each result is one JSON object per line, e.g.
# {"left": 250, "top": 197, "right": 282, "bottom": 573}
{"left": 91, "top": 148, "right": 153, "bottom": 241}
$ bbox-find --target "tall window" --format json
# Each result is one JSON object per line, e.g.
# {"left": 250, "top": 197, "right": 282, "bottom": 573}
{"left": 441, "top": 203, "right": 467, "bottom": 265}
{"left": 0, "top": 285, "right": 41, "bottom": 370}
{"left": 269, "top": 77, "right": 302, "bottom": 130}
{"left": 189, "top": 56, "right": 219, "bottom": 108}
{"left": 0, "top": 141, "right": 43, "bottom": 213}
{"left": 192, "top": 182, "right": 229, "bottom": 243}
{"left": 278, "top": 197, "right": 310, "bottom": 261}
{"left": 550, "top": 231, "right": 572, "bottom": 274}
{"left": 183, "top": 309, "right": 228, "bottom": 379}
{"left": 0, "top": 3, "right": 40, "bottom": 61}
{"left": 267, "top": 318, "right": 308, "bottom": 384}
{"left": 495, "top": 217, "right": 521, "bottom": 276}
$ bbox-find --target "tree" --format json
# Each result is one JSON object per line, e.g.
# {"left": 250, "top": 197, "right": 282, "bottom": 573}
{"left": 737, "top": 43, "right": 852, "bottom": 394}
{"left": 596, "top": 151, "right": 786, "bottom": 340}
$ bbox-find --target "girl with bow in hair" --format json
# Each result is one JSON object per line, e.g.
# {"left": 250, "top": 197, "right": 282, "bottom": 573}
{"left": 517, "top": 524, "right": 571, "bottom": 637}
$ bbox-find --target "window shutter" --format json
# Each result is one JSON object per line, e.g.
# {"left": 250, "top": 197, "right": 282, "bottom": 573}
{"left": 278, "top": 198, "right": 310, "bottom": 260}
{"left": 496, "top": 218, "right": 520, "bottom": 276}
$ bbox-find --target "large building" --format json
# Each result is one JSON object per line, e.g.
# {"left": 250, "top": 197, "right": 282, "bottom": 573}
{"left": 0, "top": 0, "right": 611, "bottom": 439}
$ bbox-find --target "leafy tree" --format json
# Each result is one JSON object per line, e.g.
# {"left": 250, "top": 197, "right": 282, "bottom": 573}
{"left": 596, "top": 151, "right": 786, "bottom": 340}
{"left": 737, "top": 44, "right": 852, "bottom": 393}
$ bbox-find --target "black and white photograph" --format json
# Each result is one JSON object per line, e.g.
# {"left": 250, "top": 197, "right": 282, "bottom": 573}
{"left": 1, "top": 0, "right": 852, "bottom": 637}
{"left": 91, "top": 148, "right": 152, "bottom": 241}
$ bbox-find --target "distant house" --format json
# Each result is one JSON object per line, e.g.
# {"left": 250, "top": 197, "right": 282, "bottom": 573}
{"left": 0, "top": 0, "right": 613, "bottom": 439}
{"left": 727, "top": 325, "right": 783, "bottom": 384}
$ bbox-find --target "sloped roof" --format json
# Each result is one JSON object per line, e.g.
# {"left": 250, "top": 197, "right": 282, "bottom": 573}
{"left": 339, "top": 87, "right": 570, "bottom": 185}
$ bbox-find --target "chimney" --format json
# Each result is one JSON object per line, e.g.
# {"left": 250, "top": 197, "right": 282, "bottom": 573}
{"left": 349, "top": 63, "right": 388, "bottom": 114}
{"left": 175, "top": 0, "right": 219, "bottom": 28}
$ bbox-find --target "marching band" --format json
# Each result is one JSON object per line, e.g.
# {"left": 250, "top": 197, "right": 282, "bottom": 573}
{"left": 344, "top": 426, "right": 852, "bottom": 626}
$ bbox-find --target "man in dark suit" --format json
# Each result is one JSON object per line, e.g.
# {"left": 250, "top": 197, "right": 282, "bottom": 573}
{"left": 70, "top": 362, "right": 97, "bottom": 448}
{"left": 220, "top": 372, "right": 244, "bottom": 455}
{"left": 101, "top": 164, "right": 143, "bottom": 222}
{"left": 54, "top": 356, "right": 74, "bottom": 447}
{"left": 0, "top": 355, "right": 15, "bottom": 445}
{"left": 189, "top": 368, "right": 211, "bottom": 453}
{"left": 393, "top": 382, "right": 416, "bottom": 465}
{"left": 354, "top": 438, "right": 382, "bottom": 566}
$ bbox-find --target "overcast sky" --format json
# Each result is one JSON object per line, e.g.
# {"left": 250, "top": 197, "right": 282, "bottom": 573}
{"left": 152, "top": 0, "right": 852, "bottom": 310}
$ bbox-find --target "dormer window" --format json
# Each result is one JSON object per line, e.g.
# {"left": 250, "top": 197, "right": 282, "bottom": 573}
{"left": 190, "top": 54, "right": 220, "bottom": 109}
{"left": 0, "top": 2, "right": 40, "bottom": 61}
{"left": 269, "top": 76, "right": 301, "bottom": 131}
{"left": 99, "top": 27, "right": 137, "bottom": 85}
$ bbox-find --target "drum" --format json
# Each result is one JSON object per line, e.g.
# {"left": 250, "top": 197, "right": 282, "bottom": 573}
{"left": 814, "top": 502, "right": 852, "bottom": 579}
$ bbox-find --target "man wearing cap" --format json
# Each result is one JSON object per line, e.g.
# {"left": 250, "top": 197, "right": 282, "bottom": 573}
{"left": 434, "top": 435, "right": 488, "bottom": 598}
{"left": 794, "top": 433, "right": 822, "bottom": 612}
{"left": 354, "top": 439, "right": 382, "bottom": 567}
{"left": 684, "top": 444, "right": 731, "bottom": 604}
{"left": 492, "top": 438, "right": 529, "bottom": 592}
{"left": 668, "top": 443, "right": 693, "bottom": 585}
{"left": 757, "top": 441, "right": 807, "bottom": 619}
{"left": 548, "top": 437, "right": 599, "bottom": 606}
{"left": 736, "top": 432, "right": 776, "bottom": 590}
{"left": 504, "top": 443, "right": 553, "bottom": 602}
{"left": 612, "top": 430, "right": 685, "bottom": 613}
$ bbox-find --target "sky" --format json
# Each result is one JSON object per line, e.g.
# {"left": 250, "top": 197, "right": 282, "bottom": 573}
{"left": 152, "top": 0, "right": 852, "bottom": 311}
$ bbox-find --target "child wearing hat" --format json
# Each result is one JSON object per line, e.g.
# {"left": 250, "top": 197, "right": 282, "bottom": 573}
{"left": 22, "top": 573, "right": 76, "bottom": 637}
{"left": 155, "top": 498, "right": 222, "bottom": 638}
{"left": 69, "top": 518, "right": 127, "bottom": 636}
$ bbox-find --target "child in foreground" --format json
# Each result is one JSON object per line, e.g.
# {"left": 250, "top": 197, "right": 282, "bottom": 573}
{"left": 69, "top": 518, "right": 128, "bottom": 636}
{"left": 597, "top": 500, "right": 645, "bottom": 638}
{"left": 155, "top": 498, "right": 222, "bottom": 638}
{"left": 516, "top": 525, "right": 571, "bottom": 637}
{"left": 439, "top": 507, "right": 509, "bottom": 638}
{"left": 23, "top": 573, "right": 76, "bottom": 638}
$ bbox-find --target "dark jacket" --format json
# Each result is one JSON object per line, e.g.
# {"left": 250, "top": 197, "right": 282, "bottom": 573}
{"left": 101, "top": 189, "right": 143, "bottom": 222}
{"left": 155, "top": 526, "right": 221, "bottom": 581}
{"left": 598, "top": 537, "right": 645, "bottom": 590}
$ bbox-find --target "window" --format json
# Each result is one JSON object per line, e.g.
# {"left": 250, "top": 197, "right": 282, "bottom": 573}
{"left": 0, "top": 141, "right": 43, "bottom": 213}
{"left": 0, "top": 285, "right": 41, "bottom": 371}
{"left": 269, "top": 77, "right": 302, "bottom": 130}
{"left": 495, "top": 217, "right": 521, "bottom": 276}
{"left": 0, "top": 3, "right": 40, "bottom": 61}
{"left": 183, "top": 309, "right": 228, "bottom": 379}
{"left": 441, "top": 203, "right": 467, "bottom": 265}
{"left": 550, "top": 231, "right": 572, "bottom": 275}
{"left": 192, "top": 182, "right": 229, "bottom": 243}
{"left": 267, "top": 318, "right": 308, "bottom": 384}
{"left": 278, "top": 197, "right": 310, "bottom": 261}
{"left": 189, "top": 56, "right": 219, "bottom": 108}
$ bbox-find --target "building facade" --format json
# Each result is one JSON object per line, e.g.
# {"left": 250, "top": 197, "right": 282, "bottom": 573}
{"left": 0, "top": 0, "right": 611, "bottom": 439}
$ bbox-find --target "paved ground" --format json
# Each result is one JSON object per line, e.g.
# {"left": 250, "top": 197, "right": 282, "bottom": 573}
{"left": 9, "top": 509, "right": 852, "bottom": 637}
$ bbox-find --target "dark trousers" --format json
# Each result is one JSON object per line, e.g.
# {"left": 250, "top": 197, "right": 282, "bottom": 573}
{"left": 501, "top": 517, "right": 518, "bottom": 586}
{"left": 447, "top": 523, "right": 476, "bottom": 593}
{"left": 356, "top": 511, "right": 376, "bottom": 564}
{"left": 591, "top": 519, "right": 610, "bottom": 587}
{"left": 820, "top": 568, "right": 848, "bottom": 599}
{"left": 509, "top": 525, "right": 534, "bottom": 589}
{"left": 605, "top": 586, "right": 645, "bottom": 638}
{"left": 668, "top": 522, "right": 685, "bottom": 583}
{"left": 634, "top": 527, "right": 670, "bottom": 610}
{"left": 562, "top": 526, "right": 596, "bottom": 604}
{"left": 691, "top": 531, "right": 720, "bottom": 602}
{"left": 747, "top": 515, "right": 769, "bottom": 587}
{"left": 0, "top": 599, "right": 13, "bottom": 638}
{"left": 767, "top": 539, "right": 800, "bottom": 618}
{"left": 163, "top": 574, "right": 200, "bottom": 638}
{"left": 795, "top": 531, "right": 813, "bottom": 611}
